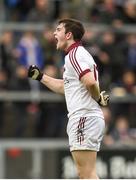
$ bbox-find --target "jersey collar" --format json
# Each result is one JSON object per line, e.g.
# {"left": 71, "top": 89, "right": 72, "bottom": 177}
{"left": 65, "top": 41, "right": 82, "bottom": 55}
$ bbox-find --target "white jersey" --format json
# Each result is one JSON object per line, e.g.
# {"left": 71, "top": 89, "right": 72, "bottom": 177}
{"left": 63, "top": 42, "right": 104, "bottom": 120}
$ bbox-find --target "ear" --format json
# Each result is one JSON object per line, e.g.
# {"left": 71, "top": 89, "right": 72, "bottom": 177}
{"left": 65, "top": 32, "right": 72, "bottom": 40}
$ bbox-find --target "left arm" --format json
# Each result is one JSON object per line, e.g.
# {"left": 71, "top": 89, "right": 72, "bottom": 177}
{"left": 81, "top": 72, "right": 109, "bottom": 106}
{"left": 73, "top": 48, "right": 109, "bottom": 106}
{"left": 81, "top": 71, "right": 100, "bottom": 101}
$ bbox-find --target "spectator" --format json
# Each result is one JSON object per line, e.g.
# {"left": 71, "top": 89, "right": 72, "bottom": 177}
{"left": 9, "top": 65, "right": 31, "bottom": 137}
{"left": 4, "top": 0, "right": 20, "bottom": 21}
{"left": 14, "top": 31, "right": 44, "bottom": 69}
{"left": 0, "top": 70, "right": 8, "bottom": 136}
{"left": 110, "top": 69, "right": 136, "bottom": 127}
{"left": 4, "top": 0, "right": 34, "bottom": 21}
{"left": 97, "top": 31, "right": 124, "bottom": 88}
{"left": 121, "top": 70, "right": 136, "bottom": 94}
{"left": 0, "top": 31, "right": 14, "bottom": 79}
{"left": 14, "top": 31, "right": 44, "bottom": 89}
{"left": 126, "top": 34, "right": 136, "bottom": 72}
{"left": 111, "top": 69, "right": 136, "bottom": 95}
{"left": 11, "top": 31, "right": 45, "bottom": 137}
{"left": 57, "top": 0, "right": 77, "bottom": 20}
{"left": 27, "top": 0, "right": 54, "bottom": 22}
{"left": 0, "top": 31, "right": 15, "bottom": 137}
{"left": 88, "top": 0, "right": 103, "bottom": 23}
{"left": 114, "top": 0, "right": 127, "bottom": 7}
{"left": 40, "top": 27, "right": 64, "bottom": 69}
{"left": 89, "top": 0, "right": 123, "bottom": 24}
{"left": 122, "top": 0, "right": 136, "bottom": 24}
{"left": 14, "top": 30, "right": 44, "bottom": 91}
{"left": 40, "top": 27, "right": 57, "bottom": 64}
{"left": 101, "top": 106, "right": 113, "bottom": 135}
{"left": 105, "top": 116, "right": 136, "bottom": 146}
{"left": 0, "top": 0, "right": 6, "bottom": 21}
{"left": 36, "top": 64, "right": 67, "bottom": 137}
{"left": 9, "top": 65, "right": 42, "bottom": 137}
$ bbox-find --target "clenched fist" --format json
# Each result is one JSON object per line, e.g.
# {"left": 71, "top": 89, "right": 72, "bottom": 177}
{"left": 28, "top": 65, "right": 43, "bottom": 81}
{"left": 98, "top": 91, "right": 109, "bottom": 106}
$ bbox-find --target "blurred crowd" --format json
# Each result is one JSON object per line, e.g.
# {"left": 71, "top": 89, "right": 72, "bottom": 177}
{"left": 0, "top": 0, "right": 136, "bottom": 146}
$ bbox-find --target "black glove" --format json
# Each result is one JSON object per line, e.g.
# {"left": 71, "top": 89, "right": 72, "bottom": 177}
{"left": 28, "top": 65, "right": 43, "bottom": 81}
{"left": 98, "top": 91, "right": 110, "bottom": 106}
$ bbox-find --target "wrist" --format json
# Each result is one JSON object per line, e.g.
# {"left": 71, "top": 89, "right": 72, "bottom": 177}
{"left": 37, "top": 72, "right": 43, "bottom": 81}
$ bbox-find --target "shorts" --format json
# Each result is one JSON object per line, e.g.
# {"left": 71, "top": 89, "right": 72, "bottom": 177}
{"left": 67, "top": 116, "right": 105, "bottom": 152}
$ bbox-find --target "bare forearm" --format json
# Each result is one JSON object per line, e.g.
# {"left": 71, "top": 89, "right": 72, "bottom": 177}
{"left": 41, "top": 74, "right": 64, "bottom": 94}
{"left": 87, "top": 83, "right": 100, "bottom": 101}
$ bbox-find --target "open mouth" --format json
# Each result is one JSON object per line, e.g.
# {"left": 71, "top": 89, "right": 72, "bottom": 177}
{"left": 54, "top": 37, "right": 58, "bottom": 43}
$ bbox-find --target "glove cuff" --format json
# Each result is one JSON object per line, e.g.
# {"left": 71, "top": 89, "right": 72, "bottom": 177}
{"left": 37, "top": 73, "right": 43, "bottom": 81}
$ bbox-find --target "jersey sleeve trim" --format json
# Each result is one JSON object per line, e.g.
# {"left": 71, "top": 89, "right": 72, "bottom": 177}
{"left": 79, "top": 69, "right": 91, "bottom": 80}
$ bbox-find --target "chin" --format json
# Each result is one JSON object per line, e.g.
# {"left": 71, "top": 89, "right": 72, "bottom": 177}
{"left": 56, "top": 42, "right": 65, "bottom": 51}
{"left": 57, "top": 45, "right": 63, "bottom": 50}
{"left": 56, "top": 43, "right": 59, "bottom": 50}
{"left": 56, "top": 46, "right": 60, "bottom": 50}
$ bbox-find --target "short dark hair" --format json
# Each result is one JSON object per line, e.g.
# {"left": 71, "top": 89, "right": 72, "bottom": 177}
{"left": 58, "top": 18, "right": 85, "bottom": 41}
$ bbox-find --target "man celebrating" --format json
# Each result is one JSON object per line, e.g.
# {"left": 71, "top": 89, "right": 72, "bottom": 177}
{"left": 28, "top": 18, "right": 109, "bottom": 179}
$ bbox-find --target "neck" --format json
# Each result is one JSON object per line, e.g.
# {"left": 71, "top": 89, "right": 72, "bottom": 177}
{"left": 65, "top": 40, "right": 82, "bottom": 55}
{"left": 64, "top": 40, "right": 76, "bottom": 52}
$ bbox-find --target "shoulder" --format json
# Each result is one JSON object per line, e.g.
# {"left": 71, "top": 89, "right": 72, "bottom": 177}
{"left": 76, "top": 46, "right": 95, "bottom": 62}
{"left": 76, "top": 46, "right": 92, "bottom": 56}
{"left": 77, "top": 46, "right": 88, "bottom": 54}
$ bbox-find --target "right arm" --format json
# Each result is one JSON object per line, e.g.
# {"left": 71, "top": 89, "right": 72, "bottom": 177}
{"left": 41, "top": 74, "right": 64, "bottom": 94}
{"left": 28, "top": 65, "right": 64, "bottom": 94}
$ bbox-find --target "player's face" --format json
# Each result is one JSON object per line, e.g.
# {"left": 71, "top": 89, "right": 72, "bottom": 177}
{"left": 53, "top": 23, "right": 67, "bottom": 50}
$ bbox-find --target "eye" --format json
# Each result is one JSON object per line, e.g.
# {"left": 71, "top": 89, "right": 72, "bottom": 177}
{"left": 56, "top": 28, "right": 60, "bottom": 32}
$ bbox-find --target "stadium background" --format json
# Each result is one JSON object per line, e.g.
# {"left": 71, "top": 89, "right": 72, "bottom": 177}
{"left": 0, "top": 0, "right": 136, "bottom": 178}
